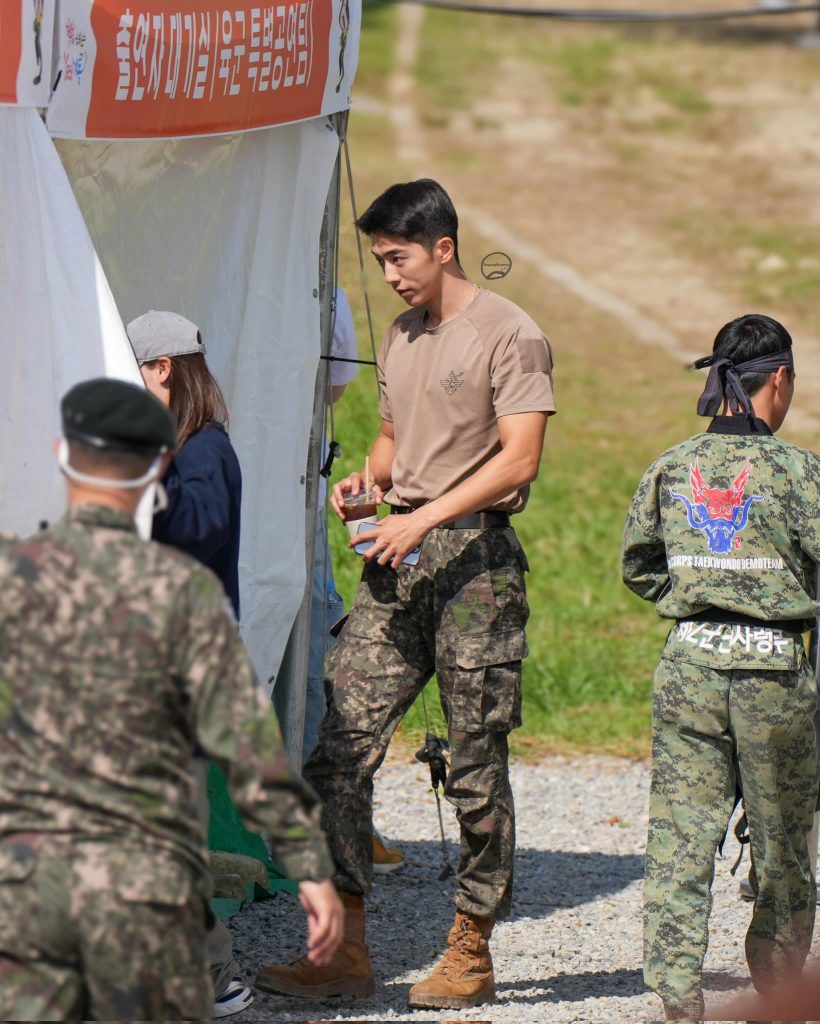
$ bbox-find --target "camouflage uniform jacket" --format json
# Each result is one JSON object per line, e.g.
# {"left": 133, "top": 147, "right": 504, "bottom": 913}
{"left": 0, "top": 504, "right": 332, "bottom": 884}
{"left": 622, "top": 417, "right": 820, "bottom": 629}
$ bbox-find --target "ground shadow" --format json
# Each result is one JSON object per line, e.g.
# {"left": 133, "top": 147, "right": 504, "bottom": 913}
{"left": 237, "top": 838, "right": 646, "bottom": 1020}
{"left": 702, "top": 968, "right": 751, "bottom": 992}
{"left": 497, "top": 967, "right": 646, "bottom": 1004}
{"left": 369, "top": 839, "right": 644, "bottom": 924}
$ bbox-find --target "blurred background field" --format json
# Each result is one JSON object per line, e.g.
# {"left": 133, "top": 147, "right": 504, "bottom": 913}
{"left": 325, "top": 0, "right": 820, "bottom": 758}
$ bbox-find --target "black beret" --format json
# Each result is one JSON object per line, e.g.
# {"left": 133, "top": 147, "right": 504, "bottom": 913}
{"left": 61, "top": 378, "right": 177, "bottom": 453}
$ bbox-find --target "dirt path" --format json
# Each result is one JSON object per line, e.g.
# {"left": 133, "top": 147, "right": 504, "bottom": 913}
{"left": 360, "top": 0, "right": 820, "bottom": 434}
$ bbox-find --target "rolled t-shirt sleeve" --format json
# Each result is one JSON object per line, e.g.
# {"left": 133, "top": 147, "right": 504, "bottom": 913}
{"left": 491, "top": 330, "right": 556, "bottom": 417}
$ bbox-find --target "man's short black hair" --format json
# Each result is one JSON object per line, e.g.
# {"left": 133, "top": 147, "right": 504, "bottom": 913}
{"left": 712, "top": 313, "right": 793, "bottom": 397}
{"left": 67, "top": 438, "right": 157, "bottom": 481}
{"left": 356, "top": 179, "right": 460, "bottom": 264}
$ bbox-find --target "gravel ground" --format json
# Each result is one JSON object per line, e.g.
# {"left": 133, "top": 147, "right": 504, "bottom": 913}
{"left": 228, "top": 751, "right": 820, "bottom": 1023}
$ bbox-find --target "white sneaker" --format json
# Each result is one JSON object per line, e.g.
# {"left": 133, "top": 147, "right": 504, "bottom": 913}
{"left": 213, "top": 977, "right": 254, "bottom": 1018}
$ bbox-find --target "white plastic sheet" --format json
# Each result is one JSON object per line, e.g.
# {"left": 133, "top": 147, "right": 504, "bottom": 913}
{"left": 0, "top": 107, "right": 144, "bottom": 535}
{"left": 57, "top": 118, "right": 340, "bottom": 689}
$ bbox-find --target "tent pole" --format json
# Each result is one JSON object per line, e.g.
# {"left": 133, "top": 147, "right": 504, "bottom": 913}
{"left": 276, "top": 115, "right": 345, "bottom": 768}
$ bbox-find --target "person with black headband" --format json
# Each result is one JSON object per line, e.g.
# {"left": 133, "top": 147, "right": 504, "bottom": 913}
{"left": 692, "top": 343, "right": 795, "bottom": 432}
{"left": 621, "top": 313, "right": 819, "bottom": 1021}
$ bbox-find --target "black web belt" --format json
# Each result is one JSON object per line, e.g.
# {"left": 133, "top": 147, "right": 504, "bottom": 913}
{"left": 678, "top": 607, "right": 808, "bottom": 635}
{"left": 389, "top": 506, "right": 510, "bottom": 530}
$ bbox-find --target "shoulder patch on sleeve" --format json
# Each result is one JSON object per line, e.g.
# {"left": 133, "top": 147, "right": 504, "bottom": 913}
{"left": 515, "top": 336, "right": 550, "bottom": 374}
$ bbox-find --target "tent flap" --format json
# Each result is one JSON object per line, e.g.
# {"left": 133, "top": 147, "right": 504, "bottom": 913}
{"left": 57, "top": 117, "right": 340, "bottom": 688}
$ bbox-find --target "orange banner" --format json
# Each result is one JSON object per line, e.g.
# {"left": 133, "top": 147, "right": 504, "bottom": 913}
{"left": 0, "top": 1, "right": 23, "bottom": 104}
{"left": 47, "top": 0, "right": 356, "bottom": 138}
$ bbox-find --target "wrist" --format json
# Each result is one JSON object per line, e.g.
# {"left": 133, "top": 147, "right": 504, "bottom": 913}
{"left": 415, "top": 503, "right": 443, "bottom": 531}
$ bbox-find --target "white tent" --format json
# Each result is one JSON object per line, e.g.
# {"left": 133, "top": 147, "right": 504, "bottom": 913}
{"left": 1, "top": 0, "right": 360, "bottom": 756}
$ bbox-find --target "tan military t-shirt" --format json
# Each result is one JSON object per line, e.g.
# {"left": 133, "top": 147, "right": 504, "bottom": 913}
{"left": 377, "top": 287, "right": 555, "bottom": 512}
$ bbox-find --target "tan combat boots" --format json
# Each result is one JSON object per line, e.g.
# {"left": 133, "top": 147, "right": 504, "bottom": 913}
{"left": 254, "top": 891, "right": 374, "bottom": 998}
{"left": 407, "top": 910, "right": 496, "bottom": 1009}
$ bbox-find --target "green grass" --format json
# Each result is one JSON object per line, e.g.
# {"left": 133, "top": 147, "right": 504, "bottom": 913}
{"left": 328, "top": 164, "right": 699, "bottom": 758}
{"left": 324, "top": 292, "right": 681, "bottom": 757}
{"left": 415, "top": 11, "right": 715, "bottom": 132}
{"left": 327, "top": 8, "right": 702, "bottom": 761}
{"left": 331, "top": 3, "right": 819, "bottom": 760}
{"left": 666, "top": 210, "right": 820, "bottom": 335}
{"left": 353, "top": 0, "right": 398, "bottom": 96}
{"left": 553, "top": 38, "right": 619, "bottom": 100}
{"left": 654, "top": 81, "right": 711, "bottom": 115}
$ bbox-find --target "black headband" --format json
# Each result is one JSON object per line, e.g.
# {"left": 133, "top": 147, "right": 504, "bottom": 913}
{"left": 693, "top": 349, "right": 793, "bottom": 430}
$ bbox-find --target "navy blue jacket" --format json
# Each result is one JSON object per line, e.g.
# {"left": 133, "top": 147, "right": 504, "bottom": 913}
{"left": 152, "top": 423, "right": 242, "bottom": 616}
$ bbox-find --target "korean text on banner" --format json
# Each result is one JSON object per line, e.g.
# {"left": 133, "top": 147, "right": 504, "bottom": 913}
{"left": 0, "top": 0, "right": 54, "bottom": 107}
{"left": 47, "top": 0, "right": 356, "bottom": 139}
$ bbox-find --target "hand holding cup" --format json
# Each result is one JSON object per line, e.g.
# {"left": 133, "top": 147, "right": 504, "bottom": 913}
{"left": 342, "top": 488, "right": 380, "bottom": 540}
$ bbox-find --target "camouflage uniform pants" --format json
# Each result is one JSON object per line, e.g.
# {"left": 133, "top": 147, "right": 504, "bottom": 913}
{"left": 0, "top": 835, "right": 212, "bottom": 1021}
{"left": 305, "top": 525, "right": 529, "bottom": 920}
{"left": 644, "top": 627, "right": 818, "bottom": 1018}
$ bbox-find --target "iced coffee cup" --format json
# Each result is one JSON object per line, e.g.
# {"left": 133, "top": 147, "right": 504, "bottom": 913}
{"left": 343, "top": 489, "right": 379, "bottom": 541}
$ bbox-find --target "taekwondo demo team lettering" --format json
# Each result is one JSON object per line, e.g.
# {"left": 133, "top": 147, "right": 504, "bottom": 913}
{"left": 114, "top": 4, "right": 315, "bottom": 103}
{"left": 670, "top": 459, "right": 764, "bottom": 556}
{"left": 668, "top": 554, "right": 784, "bottom": 570}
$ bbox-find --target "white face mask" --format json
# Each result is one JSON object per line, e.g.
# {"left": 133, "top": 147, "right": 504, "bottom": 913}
{"left": 57, "top": 438, "right": 166, "bottom": 490}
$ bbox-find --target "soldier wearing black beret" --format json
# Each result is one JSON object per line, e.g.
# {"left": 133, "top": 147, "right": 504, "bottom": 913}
{"left": 61, "top": 376, "right": 178, "bottom": 454}
{"left": 0, "top": 378, "right": 342, "bottom": 1020}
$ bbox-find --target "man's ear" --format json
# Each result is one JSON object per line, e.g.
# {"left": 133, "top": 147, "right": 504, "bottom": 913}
{"left": 772, "top": 365, "right": 790, "bottom": 391}
{"left": 436, "top": 237, "right": 456, "bottom": 265}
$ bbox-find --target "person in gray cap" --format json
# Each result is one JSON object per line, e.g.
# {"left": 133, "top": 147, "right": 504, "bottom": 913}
{"left": 126, "top": 310, "right": 241, "bottom": 615}
{"left": 0, "top": 378, "right": 342, "bottom": 1021}
{"left": 126, "top": 311, "right": 250, "bottom": 1015}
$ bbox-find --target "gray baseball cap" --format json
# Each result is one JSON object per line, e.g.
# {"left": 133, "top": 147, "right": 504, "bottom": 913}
{"left": 126, "top": 310, "right": 206, "bottom": 364}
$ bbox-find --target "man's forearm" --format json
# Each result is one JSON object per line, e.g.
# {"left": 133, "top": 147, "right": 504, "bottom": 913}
{"left": 417, "top": 444, "right": 539, "bottom": 529}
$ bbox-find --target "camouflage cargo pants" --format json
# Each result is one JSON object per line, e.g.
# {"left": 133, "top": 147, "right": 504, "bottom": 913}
{"left": 644, "top": 624, "right": 818, "bottom": 1018}
{"left": 305, "top": 525, "right": 529, "bottom": 920}
{"left": 0, "top": 835, "right": 212, "bottom": 1021}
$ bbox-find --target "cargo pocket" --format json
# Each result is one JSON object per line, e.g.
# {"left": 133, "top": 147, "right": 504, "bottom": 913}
{"left": 111, "top": 853, "right": 194, "bottom": 907}
{"left": 452, "top": 629, "right": 528, "bottom": 733}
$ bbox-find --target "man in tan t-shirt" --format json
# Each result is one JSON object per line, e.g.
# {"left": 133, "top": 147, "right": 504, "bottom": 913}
{"left": 256, "top": 179, "right": 555, "bottom": 1010}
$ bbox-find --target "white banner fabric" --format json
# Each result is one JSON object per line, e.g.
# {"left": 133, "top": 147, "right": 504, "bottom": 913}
{"left": 0, "top": 106, "right": 144, "bottom": 535}
{"left": 56, "top": 119, "right": 339, "bottom": 690}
